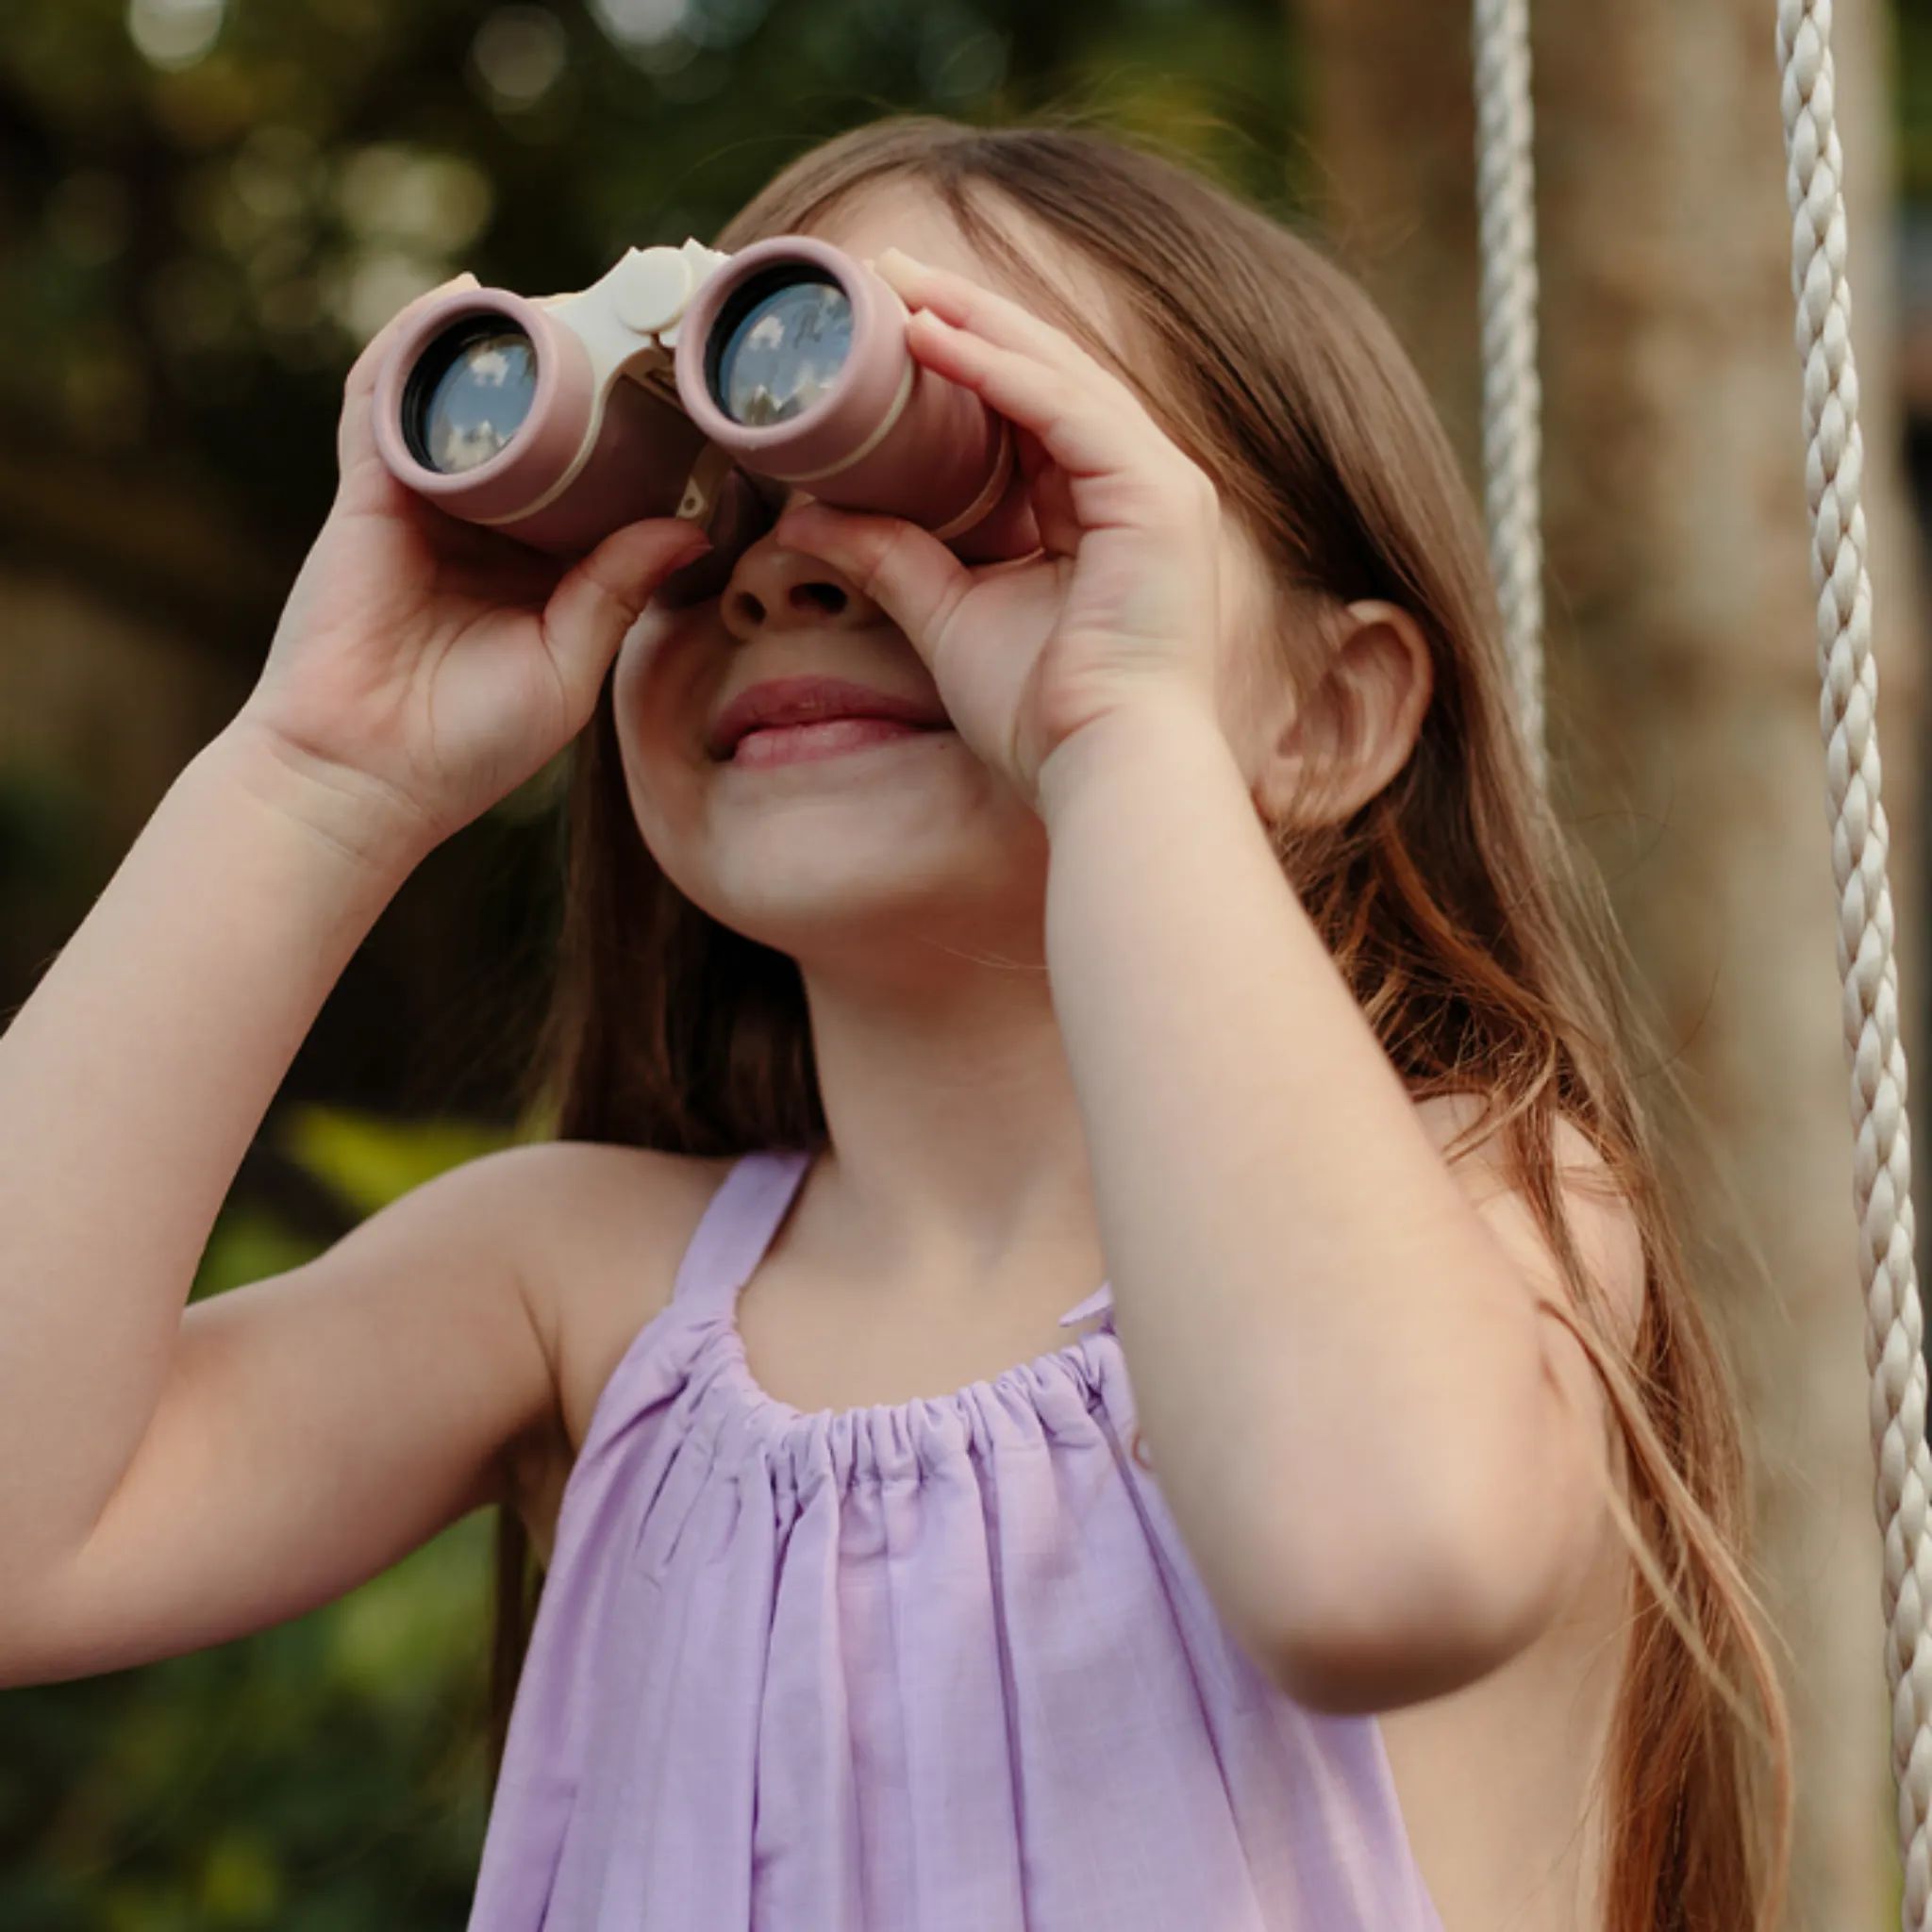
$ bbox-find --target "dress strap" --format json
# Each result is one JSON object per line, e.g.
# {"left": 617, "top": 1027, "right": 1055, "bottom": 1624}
{"left": 670, "top": 1148, "right": 814, "bottom": 1313}
{"left": 1058, "top": 1281, "right": 1115, "bottom": 1327}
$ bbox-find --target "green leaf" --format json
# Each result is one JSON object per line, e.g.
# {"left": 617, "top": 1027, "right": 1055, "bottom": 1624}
{"left": 191, "top": 1206, "right": 322, "bottom": 1301}
{"left": 280, "top": 1107, "right": 514, "bottom": 1221}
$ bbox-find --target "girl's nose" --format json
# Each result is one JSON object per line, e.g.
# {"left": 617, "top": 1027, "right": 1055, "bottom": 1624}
{"left": 720, "top": 535, "right": 883, "bottom": 642}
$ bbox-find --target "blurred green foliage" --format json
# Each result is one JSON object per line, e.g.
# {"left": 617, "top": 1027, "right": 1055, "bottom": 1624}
{"left": 0, "top": 0, "right": 1304, "bottom": 1922}
{"left": 1902, "top": 0, "right": 1932, "bottom": 199}
{"left": 279, "top": 1108, "right": 521, "bottom": 1224}
{"left": 0, "top": 0, "right": 1304, "bottom": 575}
{"left": 1, "top": 1522, "right": 493, "bottom": 1931}
{"left": 3, "top": 1108, "right": 511, "bottom": 1930}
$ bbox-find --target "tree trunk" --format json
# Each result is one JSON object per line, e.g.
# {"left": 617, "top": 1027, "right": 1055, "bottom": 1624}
{"left": 1293, "top": 0, "right": 1923, "bottom": 1923}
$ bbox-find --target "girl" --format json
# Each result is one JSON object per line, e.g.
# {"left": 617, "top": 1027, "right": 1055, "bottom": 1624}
{"left": 0, "top": 118, "right": 1789, "bottom": 1931}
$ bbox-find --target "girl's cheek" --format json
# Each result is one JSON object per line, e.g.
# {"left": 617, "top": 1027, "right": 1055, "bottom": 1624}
{"left": 615, "top": 609, "right": 723, "bottom": 755}
{"left": 608, "top": 610, "right": 763, "bottom": 914}
{"left": 612, "top": 706, "right": 696, "bottom": 875}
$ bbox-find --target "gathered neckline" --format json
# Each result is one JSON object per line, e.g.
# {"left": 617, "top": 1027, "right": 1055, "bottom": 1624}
{"left": 706, "top": 1303, "right": 1117, "bottom": 1433}
{"left": 685, "top": 1146, "right": 1119, "bottom": 1435}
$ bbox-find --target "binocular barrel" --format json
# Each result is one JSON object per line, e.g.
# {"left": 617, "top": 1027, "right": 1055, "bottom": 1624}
{"left": 371, "top": 237, "right": 1027, "bottom": 564}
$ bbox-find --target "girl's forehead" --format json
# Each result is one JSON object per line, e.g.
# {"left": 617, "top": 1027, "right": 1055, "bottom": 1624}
{"left": 806, "top": 180, "right": 991, "bottom": 280}
{"left": 806, "top": 177, "right": 1122, "bottom": 343}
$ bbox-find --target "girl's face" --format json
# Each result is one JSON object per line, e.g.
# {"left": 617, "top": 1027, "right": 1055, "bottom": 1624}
{"left": 609, "top": 180, "right": 1282, "bottom": 982}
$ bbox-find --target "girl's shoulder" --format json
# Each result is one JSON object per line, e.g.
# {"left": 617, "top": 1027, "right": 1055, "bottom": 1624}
{"left": 488, "top": 1141, "right": 739, "bottom": 1557}
{"left": 502, "top": 1140, "right": 740, "bottom": 1442}
{"left": 1412, "top": 1090, "right": 1646, "bottom": 1350}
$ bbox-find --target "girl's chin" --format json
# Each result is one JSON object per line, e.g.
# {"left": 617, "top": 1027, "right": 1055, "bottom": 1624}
{"left": 678, "top": 862, "right": 1047, "bottom": 960}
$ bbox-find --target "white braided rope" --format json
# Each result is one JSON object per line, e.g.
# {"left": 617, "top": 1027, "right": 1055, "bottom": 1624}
{"left": 1473, "top": 0, "right": 1546, "bottom": 788}
{"left": 1777, "top": 3, "right": 1932, "bottom": 1921}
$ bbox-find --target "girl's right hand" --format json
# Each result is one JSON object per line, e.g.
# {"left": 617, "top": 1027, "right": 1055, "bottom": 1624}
{"left": 234, "top": 274, "right": 711, "bottom": 873}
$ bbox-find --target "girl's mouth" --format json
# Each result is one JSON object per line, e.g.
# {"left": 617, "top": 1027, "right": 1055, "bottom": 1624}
{"left": 708, "top": 674, "right": 953, "bottom": 764}
{"left": 727, "top": 718, "right": 948, "bottom": 767}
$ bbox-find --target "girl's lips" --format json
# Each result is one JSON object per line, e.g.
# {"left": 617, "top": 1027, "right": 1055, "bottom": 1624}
{"left": 729, "top": 717, "right": 945, "bottom": 767}
{"left": 707, "top": 675, "right": 950, "bottom": 759}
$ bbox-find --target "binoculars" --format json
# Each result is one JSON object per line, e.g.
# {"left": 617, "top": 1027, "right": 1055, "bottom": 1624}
{"left": 372, "top": 237, "right": 1036, "bottom": 591}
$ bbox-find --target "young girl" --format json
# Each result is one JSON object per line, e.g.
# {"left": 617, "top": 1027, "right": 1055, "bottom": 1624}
{"left": 0, "top": 118, "right": 1789, "bottom": 1931}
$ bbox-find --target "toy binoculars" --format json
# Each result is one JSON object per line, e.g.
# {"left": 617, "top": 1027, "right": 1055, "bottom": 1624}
{"left": 372, "top": 237, "right": 1035, "bottom": 593}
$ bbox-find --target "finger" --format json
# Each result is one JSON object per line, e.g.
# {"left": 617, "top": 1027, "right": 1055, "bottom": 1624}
{"left": 1015, "top": 428, "right": 1081, "bottom": 559}
{"left": 904, "top": 308, "right": 1185, "bottom": 511}
{"left": 877, "top": 248, "right": 1100, "bottom": 387}
{"left": 878, "top": 252, "right": 1188, "bottom": 511}
{"left": 541, "top": 520, "right": 713, "bottom": 715}
{"left": 774, "top": 501, "right": 974, "bottom": 676}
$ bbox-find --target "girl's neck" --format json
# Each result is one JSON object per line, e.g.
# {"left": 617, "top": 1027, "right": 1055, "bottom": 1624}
{"left": 792, "top": 958, "right": 1103, "bottom": 1300}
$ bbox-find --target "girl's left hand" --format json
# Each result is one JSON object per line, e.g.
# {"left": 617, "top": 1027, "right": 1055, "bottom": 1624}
{"left": 771, "top": 247, "right": 1229, "bottom": 808}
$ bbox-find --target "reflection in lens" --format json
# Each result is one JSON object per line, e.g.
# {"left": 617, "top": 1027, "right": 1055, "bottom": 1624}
{"left": 408, "top": 324, "right": 539, "bottom": 474}
{"left": 713, "top": 278, "right": 852, "bottom": 427}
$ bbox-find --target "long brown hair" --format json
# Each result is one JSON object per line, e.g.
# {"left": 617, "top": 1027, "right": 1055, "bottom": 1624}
{"left": 491, "top": 117, "right": 1792, "bottom": 1931}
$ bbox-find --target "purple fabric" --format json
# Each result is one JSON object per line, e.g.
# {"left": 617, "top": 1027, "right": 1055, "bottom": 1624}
{"left": 469, "top": 1149, "right": 1445, "bottom": 1931}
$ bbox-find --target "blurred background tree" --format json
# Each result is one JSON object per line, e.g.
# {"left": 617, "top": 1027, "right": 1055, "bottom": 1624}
{"left": 6, "top": 0, "right": 1932, "bottom": 1924}
{"left": 1295, "top": 2, "right": 1921, "bottom": 1923}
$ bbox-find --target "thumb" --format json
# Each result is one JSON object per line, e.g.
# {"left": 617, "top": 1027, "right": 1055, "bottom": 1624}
{"left": 541, "top": 519, "right": 712, "bottom": 710}
{"left": 774, "top": 501, "right": 972, "bottom": 678}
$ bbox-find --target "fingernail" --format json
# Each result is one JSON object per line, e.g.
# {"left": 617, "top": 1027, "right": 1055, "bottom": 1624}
{"left": 876, "top": 246, "right": 926, "bottom": 277}
{"left": 651, "top": 532, "right": 720, "bottom": 610}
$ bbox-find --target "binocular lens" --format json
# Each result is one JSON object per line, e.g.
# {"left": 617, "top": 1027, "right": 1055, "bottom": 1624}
{"left": 710, "top": 275, "right": 852, "bottom": 427}
{"left": 404, "top": 320, "right": 540, "bottom": 475}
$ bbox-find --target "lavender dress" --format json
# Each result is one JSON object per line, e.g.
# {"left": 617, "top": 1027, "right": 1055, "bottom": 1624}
{"left": 469, "top": 1149, "right": 1445, "bottom": 1931}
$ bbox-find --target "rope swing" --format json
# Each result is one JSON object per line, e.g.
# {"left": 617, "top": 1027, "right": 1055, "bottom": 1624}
{"left": 1473, "top": 0, "right": 1546, "bottom": 791}
{"left": 1473, "top": 2, "right": 1932, "bottom": 1918}
{"left": 1777, "top": 6, "right": 1932, "bottom": 1920}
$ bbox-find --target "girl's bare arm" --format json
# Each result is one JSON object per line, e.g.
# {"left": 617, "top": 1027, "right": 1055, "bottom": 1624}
{"left": 0, "top": 271, "right": 709, "bottom": 1684}
{"left": 0, "top": 724, "right": 562, "bottom": 1684}
{"left": 1038, "top": 704, "right": 1641, "bottom": 1714}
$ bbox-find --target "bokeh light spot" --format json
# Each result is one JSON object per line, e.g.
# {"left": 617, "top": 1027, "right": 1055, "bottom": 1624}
{"left": 336, "top": 145, "right": 494, "bottom": 254}
{"left": 589, "top": 0, "right": 688, "bottom": 50}
{"left": 472, "top": 7, "right": 570, "bottom": 109}
{"left": 126, "top": 0, "right": 225, "bottom": 71}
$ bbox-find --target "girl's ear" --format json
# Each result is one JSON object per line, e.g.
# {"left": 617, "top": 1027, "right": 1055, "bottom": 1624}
{"left": 1251, "top": 600, "right": 1434, "bottom": 829}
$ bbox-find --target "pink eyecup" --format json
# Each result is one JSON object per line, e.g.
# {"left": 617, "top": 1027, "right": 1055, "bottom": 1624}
{"left": 673, "top": 237, "right": 1010, "bottom": 536}
{"left": 372, "top": 289, "right": 597, "bottom": 524}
